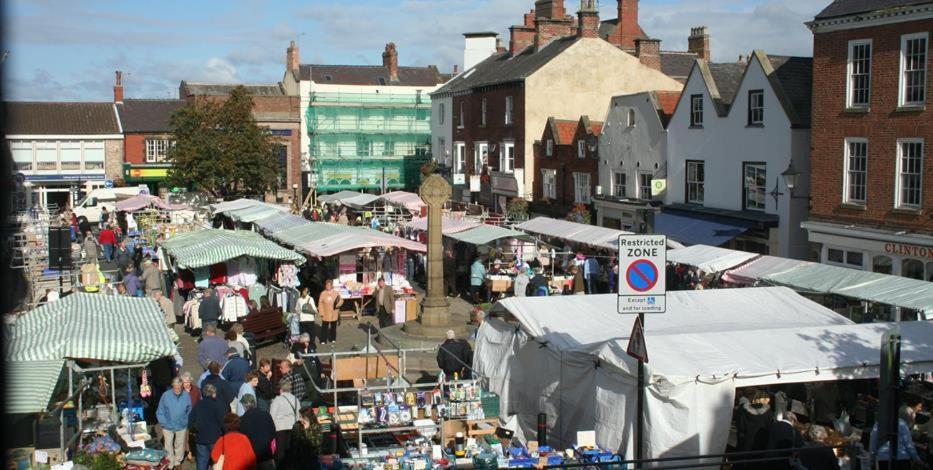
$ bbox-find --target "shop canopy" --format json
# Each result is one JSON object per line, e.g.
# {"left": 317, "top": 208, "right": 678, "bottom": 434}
{"left": 516, "top": 217, "right": 633, "bottom": 251}
{"left": 210, "top": 198, "right": 261, "bottom": 214}
{"left": 5, "top": 359, "right": 65, "bottom": 414}
{"left": 380, "top": 191, "right": 426, "bottom": 212}
{"left": 5, "top": 293, "right": 177, "bottom": 363}
{"left": 446, "top": 224, "right": 535, "bottom": 246}
{"left": 762, "top": 263, "right": 933, "bottom": 315}
{"left": 475, "top": 288, "right": 933, "bottom": 461}
{"left": 721, "top": 255, "right": 815, "bottom": 285}
{"left": 161, "top": 228, "right": 305, "bottom": 268}
{"left": 653, "top": 211, "right": 754, "bottom": 247}
{"left": 667, "top": 244, "right": 760, "bottom": 273}
{"left": 252, "top": 212, "right": 308, "bottom": 235}
{"left": 115, "top": 194, "right": 189, "bottom": 212}
{"left": 403, "top": 216, "right": 482, "bottom": 234}
{"left": 298, "top": 227, "right": 426, "bottom": 257}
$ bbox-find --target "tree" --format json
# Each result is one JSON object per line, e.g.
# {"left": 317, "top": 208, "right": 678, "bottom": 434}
{"left": 166, "top": 86, "right": 278, "bottom": 197}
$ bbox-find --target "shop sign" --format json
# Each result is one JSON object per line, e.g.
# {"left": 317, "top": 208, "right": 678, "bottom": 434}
{"left": 127, "top": 167, "right": 169, "bottom": 179}
{"left": 469, "top": 175, "right": 481, "bottom": 192}
{"left": 25, "top": 173, "right": 105, "bottom": 181}
{"left": 491, "top": 174, "right": 518, "bottom": 194}
{"left": 618, "top": 234, "right": 667, "bottom": 314}
{"left": 453, "top": 174, "right": 466, "bottom": 185}
{"left": 884, "top": 243, "right": 932, "bottom": 260}
{"left": 651, "top": 179, "right": 666, "bottom": 196}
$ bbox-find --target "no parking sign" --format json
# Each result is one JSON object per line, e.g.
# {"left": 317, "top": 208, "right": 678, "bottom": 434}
{"left": 618, "top": 234, "right": 667, "bottom": 314}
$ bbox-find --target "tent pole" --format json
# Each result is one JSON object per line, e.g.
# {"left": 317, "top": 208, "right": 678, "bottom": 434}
{"left": 636, "top": 312, "right": 645, "bottom": 468}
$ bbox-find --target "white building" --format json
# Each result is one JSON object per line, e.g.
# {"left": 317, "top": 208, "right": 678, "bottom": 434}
{"left": 664, "top": 51, "right": 813, "bottom": 259}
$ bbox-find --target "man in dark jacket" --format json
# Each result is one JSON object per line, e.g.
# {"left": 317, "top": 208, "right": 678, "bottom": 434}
{"left": 188, "top": 383, "right": 227, "bottom": 470}
{"left": 255, "top": 359, "right": 276, "bottom": 411}
{"left": 436, "top": 330, "right": 473, "bottom": 379}
{"left": 200, "top": 362, "right": 234, "bottom": 407}
{"left": 221, "top": 348, "right": 251, "bottom": 394}
{"left": 198, "top": 289, "right": 222, "bottom": 331}
{"left": 238, "top": 394, "right": 276, "bottom": 466}
{"left": 197, "top": 325, "right": 227, "bottom": 370}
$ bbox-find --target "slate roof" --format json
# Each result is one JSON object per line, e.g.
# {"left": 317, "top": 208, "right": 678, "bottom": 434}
{"left": 766, "top": 55, "right": 813, "bottom": 127}
{"left": 707, "top": 62, "right": 746, "bottom": 113}
{"left": 661, "top": 52, "right": 699, "bottom": 81}
{"left": 116, "top": 99, "right": 186, "bottom": 133}
{"left": 814, "top": 0, "right": 932, "bottom": 19}
{"left": 180, "top": 82, "right": 285, "bottom": 97}
{"left": 598, "top": 19, "right": 619, "bottom": 40}
{"left": 299, "top": 64, "right": 445, "bottom": 86}
{"left": 433, "top": 36, "right": 579, "bottom": 96}
{"left": 5, "top": 102, "right": 120, "bottom": 135}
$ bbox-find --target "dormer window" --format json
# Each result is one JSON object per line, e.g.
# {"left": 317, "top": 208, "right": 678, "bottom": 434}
{"left": 378, "top": 77, "right": 387, "bottom": 85}
{"left": 324, "top": 75, "right": 333, "bottom": 82}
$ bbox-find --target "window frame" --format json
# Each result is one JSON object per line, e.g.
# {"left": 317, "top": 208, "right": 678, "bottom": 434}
{"left": 747, "top": 89, "right": 764, "bottom": 126}
{"left": 542, "top": 169, "right": 557, "bottom": 199}
{"left": 454, "top": 142, "right": 466, "bottom": 174}
{"left": 500, "top": 141, "right": 515, "bottom": 173}
{"left": 504, "top": 96, "right": 514, "bottom": 126}
{"left": 458, "top": 102, "right": 465, "bottom": 128}
{"left": 438, "top": 103, "right": 445, "bottom": 125}
{"left": 145, "top": 138, "right": 171, "bottom": 163}
{"left": 843, "top": 138, "right": 868, "bottom": 205}
{"left": 474, "top": 141, "right": 488, "bottom": 174}
{"left": 10, "top": 141, "right": 34, "bottom": 171}
{"left": 545, "top": 139, "right": 553, "bottom": 157}
{"left": 686, "top": 160, "right": 705, "bottom": 204}
{"left": 895, "top": 138, "right": 924, "bottom": 209}
{"left": 573, "top": 172, "right": 592, "bottom": 204}
{"left": 577, "top": 140, "right": 586, "bottom": 159}
{"left": 689, "top": 94, "right": 704, "bottom": 127}
{"left": 742, "top": 162, "right": 767, "bottom": 211}
{"left": 638, "top": 172, "right": 653, "bottom": 200}
{"left": 480, "top": 97, "right": 487, "bottom": 127}
{"left": 83, "top": 141, "right": 106, "bottom": 171}
{"left": 613, "top": 171, "right": 626, "bottom": 198}
{"left": 846, "top": 39, "right": 872, "bottom": 109}
{"left": 627, "top": 109, "right": 636, "bottom": 128}
{"left": 59, "top": 140, "right": 82, "bottom": 171}
{"left": 899, "top": 32, "right": 928, "bottom": 107}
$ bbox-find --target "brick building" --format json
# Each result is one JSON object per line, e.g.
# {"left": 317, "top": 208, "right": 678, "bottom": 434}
{"left": 113, "top": 72, "right": 186, "bottom": 195}
{"left": 532, "top": 116, "right": 602, "bottom": 212}
{"left": 804, "top": 1, "right": 933, "bottom": 279}
{"left": 178, "top": 81, "right": 301, "bottom": 203}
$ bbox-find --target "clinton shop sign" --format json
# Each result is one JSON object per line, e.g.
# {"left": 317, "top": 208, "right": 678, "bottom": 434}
{"left": 885, "top": 243, "right": 933, "bottom": 260}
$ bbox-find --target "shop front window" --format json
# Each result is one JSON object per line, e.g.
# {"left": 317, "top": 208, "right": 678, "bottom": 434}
{"left": 902, "top": 259, "right": 924, "bottom": 280}
{"left": 872, "top": 255, "right": 892, "bottom": 274}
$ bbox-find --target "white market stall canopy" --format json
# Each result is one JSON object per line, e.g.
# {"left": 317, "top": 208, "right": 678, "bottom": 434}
{"left": 380, "top": 191, "right": 426, "bottom": 212}
{"left": 446, "top": 224, "right": 535, "bottom": 246}
{"left": 319, "top": 191, "right": 381, "bottom": 209}
{"left": 225, "top": 202, "right": 289, "bottom": 223}
{"left": 667, "top": 244, "right": 760, "bottom": 273}
{"left": 516, "top": 217, "right": 630, "bottom": 251}
{"left": 721, "top": 255, "right": 815, "bottom": 285}
{"left": 6, "top": 293, "right": 177, "bottom": 363}
{"left": 161, "top": 228, "right": 306, "bottom": 268}
{"left": 762, "top": 263, "right": 933, "bottom": 315}
{"left": 210, "top": 198, "right": 262, "bottom": 213}
{"left": 475, "top": 287, "right": 933, "bottom": 462}
{"left": 116, "top": 194, "right": 189, "bottom": 212}
{"left": 5, "top": 360, "right": 65, "bottom": 414}
{"left": 403, "top": 216, "right": 482, "bottom": 234}
{"left": 252, "top": 211, "right": 309, "bottom": 235}
{"left": 267, "top": 221, "right": 426, "bottom": 257}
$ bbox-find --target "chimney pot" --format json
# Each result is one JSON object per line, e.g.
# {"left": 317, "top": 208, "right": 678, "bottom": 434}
{"left": 614, "top": 0, "right": 643, "bottom": 49}
{"left": 383, "top": 42, "right": 399, "bottom": 82}
{"left": 635, "top": 38, "right": 661, "bottom": 71}
{"left": 576, "top": 0, "right": 600, "bottom": 38}
{"left": 453, "top": 64, "right": 459, "bottom": 74}
{"left": 688, "top": 25, "right": 711, "bottom": 60}
{"left": 287, "top": 40, "right": 300, "bottom": 72}
{"left": 113, "top": 70, "right": 124, "bottom": 103}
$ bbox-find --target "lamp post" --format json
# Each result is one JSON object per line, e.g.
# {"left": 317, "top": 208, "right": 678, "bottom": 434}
{"left": 291, "top": 183, "right": 299, "bottom": 214}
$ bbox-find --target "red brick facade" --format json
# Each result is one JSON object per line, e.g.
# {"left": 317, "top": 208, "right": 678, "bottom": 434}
{"left": 452, "top": 85, "right": 526, "bottom": 175}
{"left": 810, "top": 18, "right": 933, "bottom": 233}
{"left": 533, "top": 117, "right": 600, "bottom": 208}
{"left": 123, "top": 133, "right": 172, "bottom": 165}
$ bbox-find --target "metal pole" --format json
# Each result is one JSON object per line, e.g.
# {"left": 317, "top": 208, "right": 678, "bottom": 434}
{"left": 110, "top": 369, "right": 117, "bottom": 423}
{"left": 636, "top": 312, "right": 645, "bottom": 468}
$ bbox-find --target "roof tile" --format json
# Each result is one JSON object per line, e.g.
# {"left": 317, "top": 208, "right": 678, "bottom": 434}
{"left": 5, "top": 102, "right": 120, "bottom": 135}
{"left": 117, "top": 99, "right": 186, "bottom": 133}
{"left": 814, "top": 0, "right": 931, "bottom": 19}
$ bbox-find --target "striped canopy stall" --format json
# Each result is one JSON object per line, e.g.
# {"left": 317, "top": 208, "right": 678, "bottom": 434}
{"left": 252, "top": 212, "right": 309, "bottom": 235}
{"left": 5, "top": 360, "right": 66, "bottom": 414}
{"left": 162, "top": 228, "right": 305, "bottom": 268}
{"left": 210, "top": 198, "right": 262, "bottom": 214}
{"left": 299, "top": 227, "right": 426, "bottom": 257}
{"left": 225, "top": 203, "right": 289, "bottom": 223}
{"left": 5, "top": 294, "right": 176, "bottom": 363}
{"left": 269, "top": 223, "right": 353, "bottom": 248}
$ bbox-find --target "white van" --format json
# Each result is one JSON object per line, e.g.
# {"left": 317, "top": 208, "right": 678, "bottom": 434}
{"left": 73, "top": 186, "right": 147, "bottom": 223}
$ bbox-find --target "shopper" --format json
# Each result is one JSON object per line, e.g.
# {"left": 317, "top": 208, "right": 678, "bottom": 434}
{"left": 222, "top": 348, "right": 251, "bottom": 396}
{"left": 735, "top": 389, "right": 773, "bottom": 454}
{"left": 188, "top": 383, "right": 227, "bottom": 470}
{"left": 236, "top": 372, "right": 259, "bottom": 416}
{"left": 238, "top": 394, "right": 276, "bottom": 468}
{"left": 296, "top": 288, "right": 317, "bottom": 340}
{"left": 437, "top": 330, "right": 473, "bottom": 379}
{"left": 152, "top": 291, "right": 175, "bottom": 326}
{"left": 513, "top": 268, "right": 530, "bottom": 297}
{"left": 98, "top": 225, "right": 117, "bottom": 262}
{"left": 210, "top": 413, "right": 256, "bottom": 470}
{"left": 317, "top": 280, "right": 343, "bottom": 345}
{"left": 201, "top": 361, "right": 235, "bottom": 408}
{"left": 277, "top": 360, "right": 306, "bottom": 403}
{"left": 255, "top": 359, "right": 276, "bottom": 412}
{"left": 583, "top": 256, "right": 599, "bottom": 294}
{"left": 571, "top": 265, "right": 586, "bottom": 295}
{"left": 198, "top": 325, "right": 228, "bottom": 370}
{"left": 180, "top": 371, "right": 201, "bottom": 407}
{"left": 270, "top": 382, "right": 300, "bottom": 467}
{"left": 198, "top": 289, "right": 222, "bottom": 333}
{"left": 99, "top": 207, "right": 110, "bottom": 230}
{"left": 156, "top": 378, "right": 192, "bottom": 468}
{"left": 281, "top": 406, "right": 323, "bottom": 470}
{"left": 139, "top": 259, "right": 162, "bottom": 296}
{"left": 797, "top": 425, "right": 839, "bottom": 470}
{"left": 82, "top": 231, "right": 99, "bottom": 263}
{"left": 869, "top": 417, "right": 923, "bottom": 470}
{"left": 470, "top": 257, "right": 486, "bottom": 303}
{"left": 373, "top": 277, "right": 396, "bottom": 328}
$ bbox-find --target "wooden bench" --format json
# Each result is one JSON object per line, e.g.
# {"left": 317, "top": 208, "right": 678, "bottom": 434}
{"left": 241, "top": 307, "right": 286, "bottom": 346}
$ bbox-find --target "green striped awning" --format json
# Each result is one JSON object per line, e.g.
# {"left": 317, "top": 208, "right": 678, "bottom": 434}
{"left": 6, "top": 360, "right": 65, "bottom": 414}
{"left": 269, "top": 223, "right": 352, "bottom": 248}
{"left": 227, "top": 204, "right": 289, "bottom": 223}
{"left": 6, "top": 294, "right": 176, "bottom": 363}
{"left": 162, "top": 229, "right": 306, "bottom": 268}
{"left": 446, "top": 225, "right": 535, "bottom": 246}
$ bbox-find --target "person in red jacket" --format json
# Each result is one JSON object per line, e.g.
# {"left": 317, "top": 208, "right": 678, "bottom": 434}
{"left": 98, "top": 225, "right": 117, "bottom": 262}
{"left": 211, "top": 413, "right": 257, "bottom": 470}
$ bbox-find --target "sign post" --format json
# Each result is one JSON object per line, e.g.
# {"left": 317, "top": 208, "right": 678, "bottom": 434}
{"left": 618, "top": 234, "right": 667, "bottom": 468}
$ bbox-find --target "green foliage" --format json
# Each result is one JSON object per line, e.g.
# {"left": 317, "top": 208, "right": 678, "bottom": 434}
{"left": 566, "top": 203, "right": 591, "bottom": 225}
{"left": 166, "top": 86, "right": 279, "bottom": 197}
{"left": 506, "top": 197, "right": 529, "bottom": 221}
{"left": 74, "top": 452, "right": 122, "bottom": 470}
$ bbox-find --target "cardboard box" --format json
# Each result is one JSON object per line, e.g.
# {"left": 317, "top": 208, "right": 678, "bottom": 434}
{"left": 406, "top": 299, "right": 419, "bottom": 321}
{"left": 489, "top": 279, "right": 512, "bottom": 293}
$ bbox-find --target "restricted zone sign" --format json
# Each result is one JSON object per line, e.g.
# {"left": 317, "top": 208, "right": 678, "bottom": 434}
{"left": 618, "top": 234, "right": 667, "bottom": 314}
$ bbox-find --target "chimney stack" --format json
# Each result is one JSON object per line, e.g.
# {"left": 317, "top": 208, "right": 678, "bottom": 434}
{"left": 496, "top": 37, "right": 506, "bottom": 53}
{"left": 453, "top": 64, "right": 459, "bottom": 75}
{"left": 577, "top": 0, "right": 600, "bottom": 38}
{"left": 635, "top": 38, "right": 661, "bottom": 71}
{"left": 113, "top": 70, "right": 124, "bottom": 103}
{"left": 616, "top": 0, "right": 643, "bottom": 48}
{"left": 688, "top": 26, "right": 710, "bottom": 60}
{"left": 287, "top": 40, "right": 300, "bottom": 72}
{"left": 463, "top": 32, "right": 499, "bottom": 71}
{"left": 383, "top": 43, "right": 399, "bottom": 82}
{"left": 535, "top": 0, "right": 566, "bottom": 19}
{"left": 510, "top": 25, "right": 536, "bottom": 55}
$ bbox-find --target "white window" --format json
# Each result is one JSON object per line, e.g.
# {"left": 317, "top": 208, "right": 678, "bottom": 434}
{"left": 827, "top": 248, "right": 863, "bottom": 268}
{"left": 438, "top": 103, "right": 445, "bottom": 125}
{"left": 613, "top": 171, "right": 626, "bottom": 197}
{"left": 504, "top": 96, "right": 513, "bottom": 125}
{"left": 542, "top": 169, "right": 557, "bottom": 199}
{"left": 686, "top": 160, "right": 704, "bottom": 204}
{"left": 437, "top": 137, "right": 446, "bottom": 163}
{"left": 900, "top": 33, "right": 928, "bottom": 106}
{"left": 628, "top": 109, "right": 636, "bottom": 127}
{"left": 145, "top": 139, "right": 171, "bottom": 163}
{"left": 454, "top": 142, "right": 466, "bottom": 173}
{"left": 690, "top": 94, "right": 703, "bottom": 126}
{"left": 843, "top": 138, "right": 868, "bottom": 204}
{"left": 474, "top": 142, "right": 487, "bottom": 174}
{"left": 481, "top": 98, "right": 487, "bottom": 126}
{"left": 500, "top": 141, "right": 515, "bottom": 173}
{"left": 639, "top": 173, "right": 652, "bottom": 200}
{"left": 10, "top": 141, "right": 33, "bottom": 171}
{"left": 577, "top": 140, "right": 585, "bottom": 159}
{"left": 35, "top": 141, "right": 57, "bottom": 171}
{"left": 545, "top": 139, "right": 553, "bottom": 157}
{"left": 747, "top": 90, "right": 764, "bottom": 125}
{"left": 60, "top": 141, "right": 81, "bottom": 171}
{"left": 847, "top": 40, "right": 872, "bottom": 108}
{"left": 743, "top": 163, "right": 767, "bottom": 211}
{"left": 458, "top": 102, "right": 464, "bottom": 128}
{"left": 573, "top": 172, "right": 591, "bottom": 204}
{"left": 896, "top": 139, "right": 924, "bottom": 209}
{"left": 84, "top": 141, "right": 105, "bottom": 171}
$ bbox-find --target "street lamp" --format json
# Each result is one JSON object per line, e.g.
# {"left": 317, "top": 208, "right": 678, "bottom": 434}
{"left": 781, "top": 161, "right": 799, "bottom": 194}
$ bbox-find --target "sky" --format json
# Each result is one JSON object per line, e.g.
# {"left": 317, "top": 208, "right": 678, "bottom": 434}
{"left": 2, "top": 0, "right": 825, "bottom": 102}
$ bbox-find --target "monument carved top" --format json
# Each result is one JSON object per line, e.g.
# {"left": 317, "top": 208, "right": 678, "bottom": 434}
{"left": 419, "top": 174, "right": 452, "bottom": 206}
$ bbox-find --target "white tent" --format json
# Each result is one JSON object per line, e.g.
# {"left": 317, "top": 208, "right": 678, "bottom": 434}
{"left": 474, "top": 288, "right": 933, "bottom": 463}
{"left": 666, "top": 245, "right": 759, "bottom": 273}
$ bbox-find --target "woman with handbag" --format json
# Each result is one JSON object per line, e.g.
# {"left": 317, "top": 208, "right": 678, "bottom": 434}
{"left": 210, "top": 413, "right": 256, "bottom": 470}
{"left": 317, "top": 280, "right": 343, "bottom": 345}
{"left": 280, "top": 406, "right": 323, "bottom": 470}
{"left": 270, "top": 381, "right": 299, "bottom": 467}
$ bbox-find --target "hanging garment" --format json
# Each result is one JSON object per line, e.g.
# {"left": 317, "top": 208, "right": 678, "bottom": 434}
{"left": 193, "top": 267, "right": 209, "bottom": 288}
{"left": 209, "top": 263, "right": 227, "bottom": 285}
{"left": 238, "top": 257, "right": 258, "bottom": 287}
{"left": 226, "top": 259, "right": 241, "bottom": 286}
{"left": 276, "top": 263, "right": 299, "bottom": 288}
{"left": 248, "top": 283, "right": 268, "bottom": 304}
{"left": 221, "top": 294, "right": 249, "bottom": 322}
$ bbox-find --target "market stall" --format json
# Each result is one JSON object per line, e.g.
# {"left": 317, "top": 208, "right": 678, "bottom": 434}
{"left": 720, "top": 255, "right": 815, "bottom": 286}
{"left": 445, "top": 225, "right": 536, "bottom": 297}
{"left": 474, "top": 287, "right": 933, "bottom": 462}
{"left": 379, "top": 191, "right": 426, "bottom": 213}
{"left": 666, "top": 244, "right": 760, "bottom": 274}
